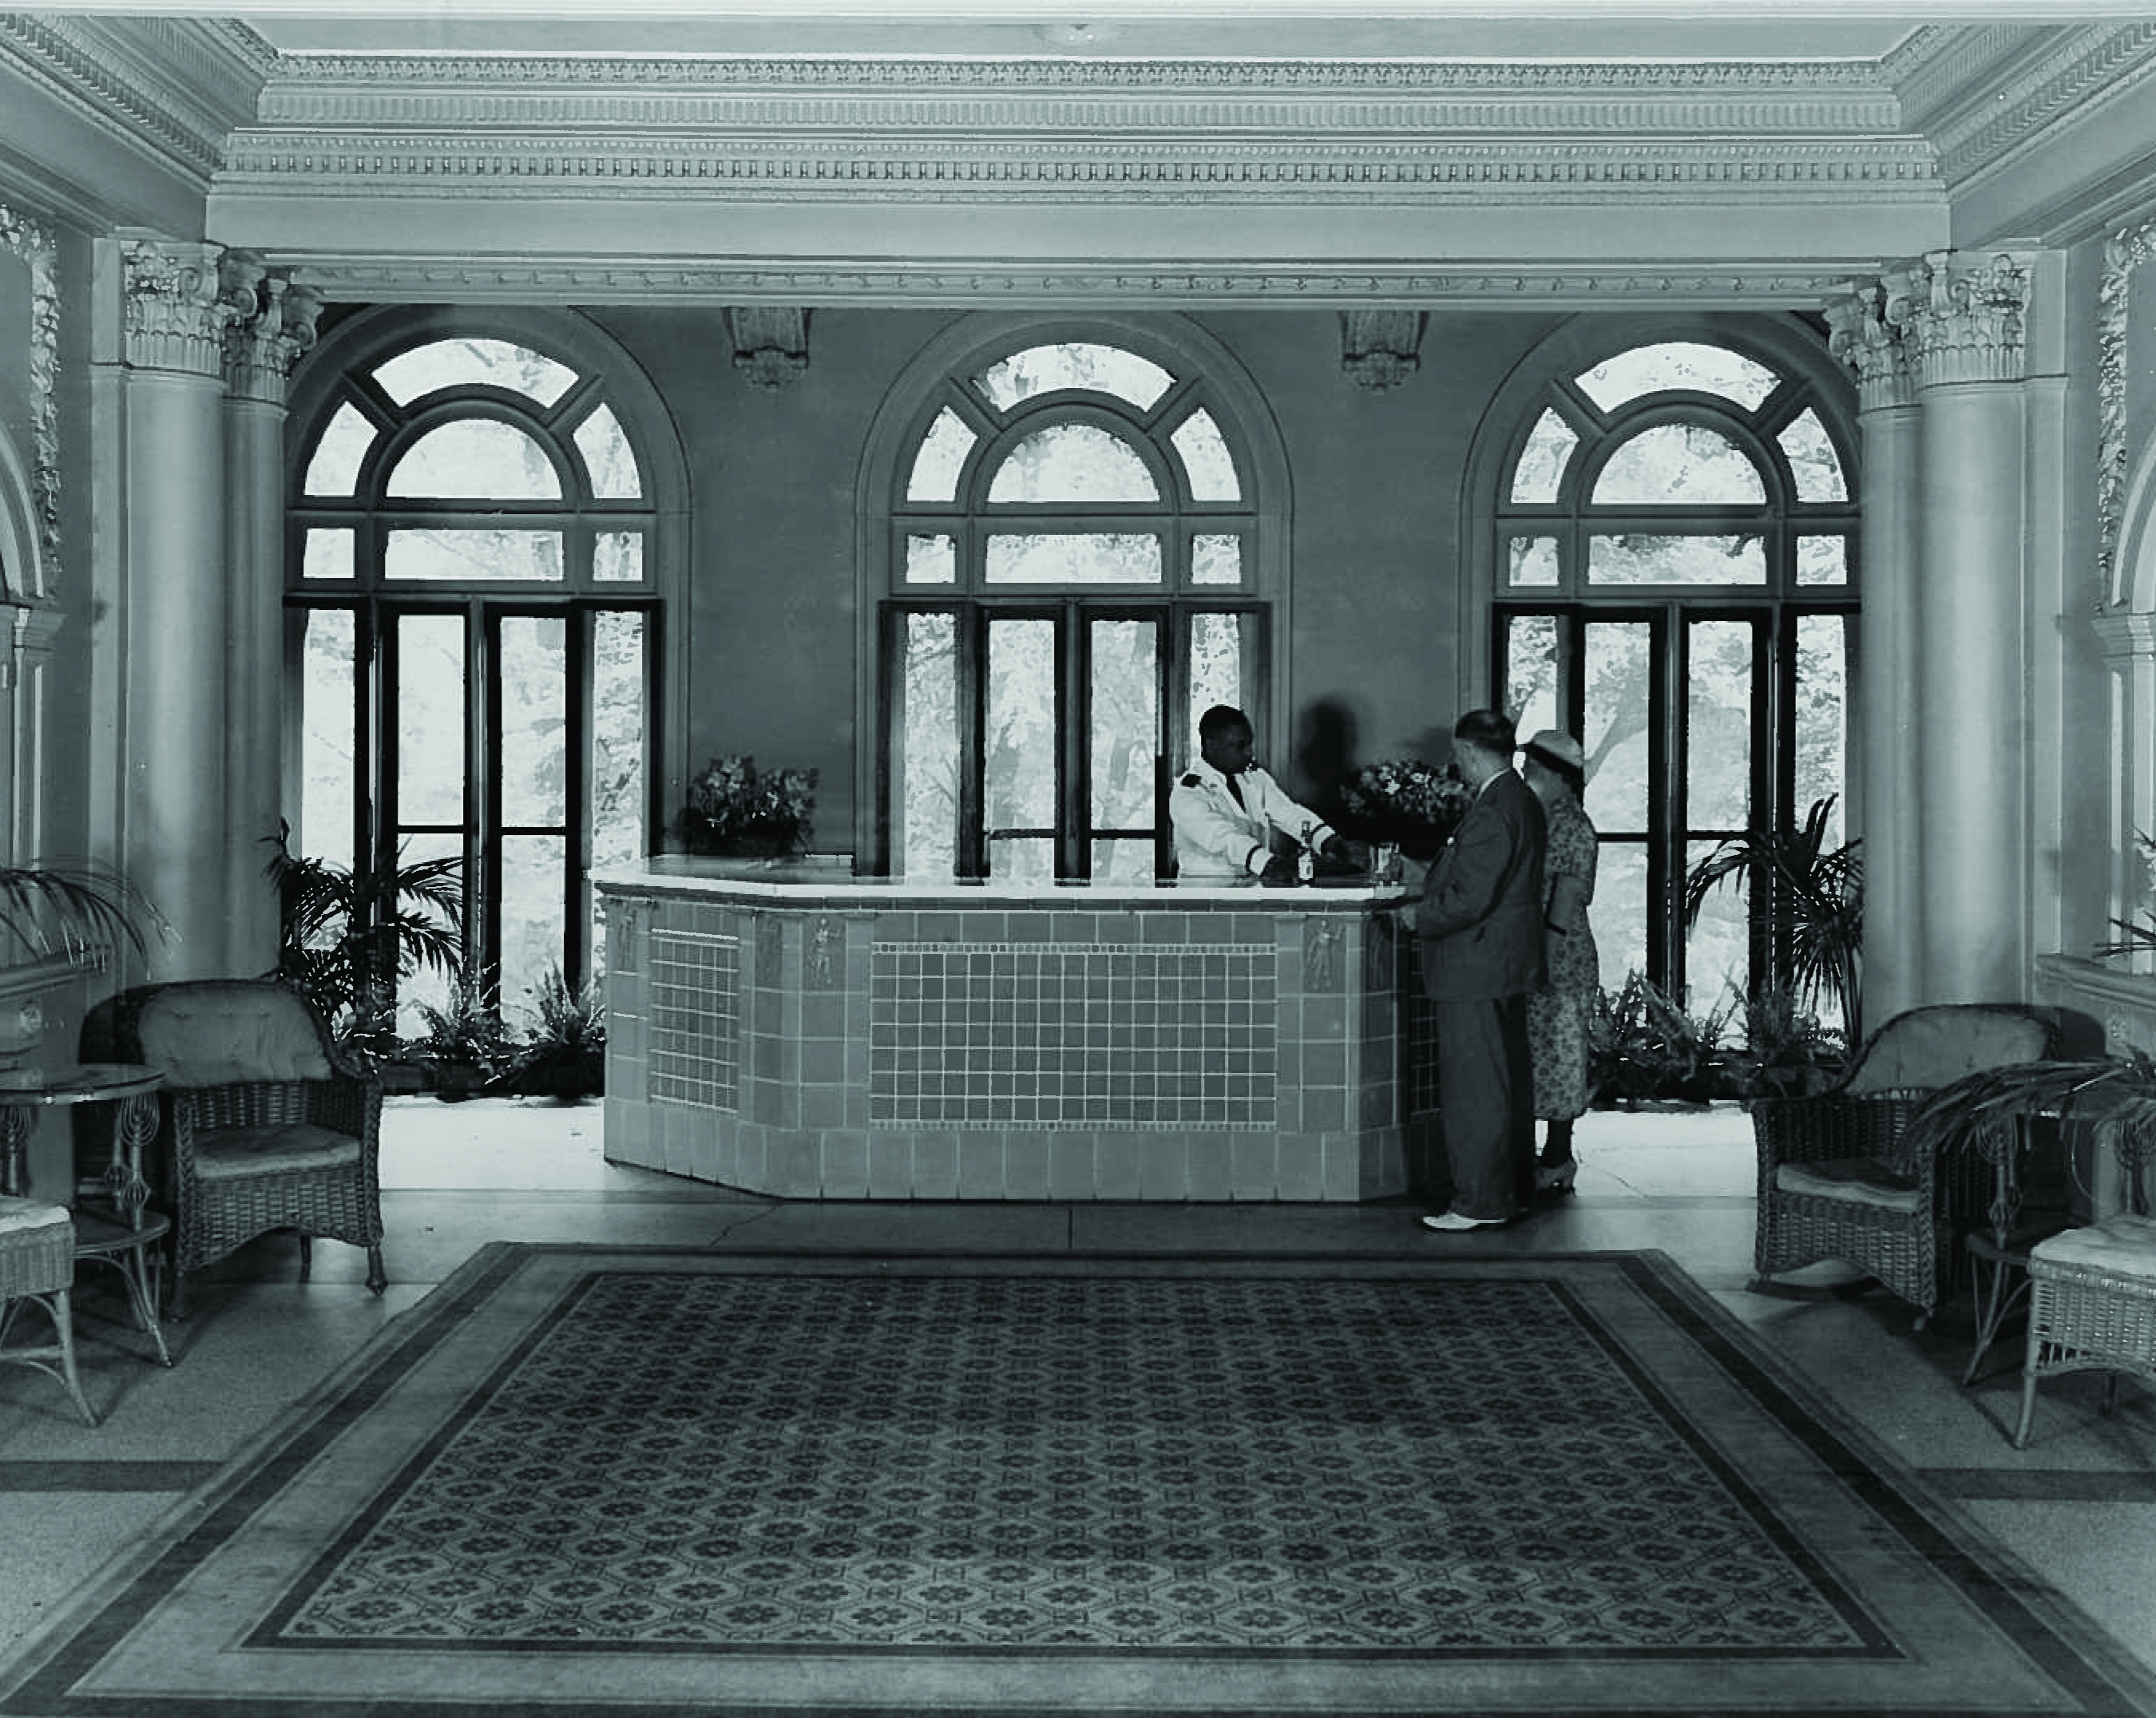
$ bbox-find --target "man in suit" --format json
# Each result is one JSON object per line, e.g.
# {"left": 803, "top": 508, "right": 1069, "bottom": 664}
{"left": 1411, "top": 708, "right": 1548, "bottom": 1230}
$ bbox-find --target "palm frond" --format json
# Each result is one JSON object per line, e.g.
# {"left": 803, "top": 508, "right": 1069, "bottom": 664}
{"left": 1682, "top": 794, "right": 1863, "bottom": 1038}
{"left": 1905, "top": 1051, "right": 2156, "bottom": 1177}
{"left": 0, "top": 861, "right": 164, "bottom": 961}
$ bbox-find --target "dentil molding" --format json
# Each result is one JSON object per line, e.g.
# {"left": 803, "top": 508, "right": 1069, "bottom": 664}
{"left": 213, "top": 133, "right": 1941, "bottom": 207}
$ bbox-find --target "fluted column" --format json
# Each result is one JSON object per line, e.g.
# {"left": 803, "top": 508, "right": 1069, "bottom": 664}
{"left": 222, "top": 255, "right": 321, "bottom": 974}
{"left": 1890, "top": 249, "right": 2035, "bottom": 1005}
{"left": 92, "top": 232, "right": 248, "bottom": 979}
{"left": 1825, "top": 279, "right": 1921, "bottom": 1027}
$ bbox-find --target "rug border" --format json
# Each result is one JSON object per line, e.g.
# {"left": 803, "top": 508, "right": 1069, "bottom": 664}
{"left": 3, "top": 1243, "right": 2154, "bottom": 1718}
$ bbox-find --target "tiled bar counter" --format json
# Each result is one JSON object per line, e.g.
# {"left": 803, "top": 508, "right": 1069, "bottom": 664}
{"left": 594, "top": 861, "right": 1435, "bottom": 1201}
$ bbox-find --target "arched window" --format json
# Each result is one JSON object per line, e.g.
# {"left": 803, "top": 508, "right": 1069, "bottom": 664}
{"left": 286, "top": 311, "right": 678, "bottom": 1020}
{"left": 874, "top": 326, "right": 1278, "bottom": 881}
{"left": 1485, "top": 328, "right": 1859, "bottom": 1016}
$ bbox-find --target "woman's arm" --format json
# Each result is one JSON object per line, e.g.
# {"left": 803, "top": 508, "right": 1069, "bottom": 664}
{"left": 1546, "top": 873, "right": 1588, "bottom": 931}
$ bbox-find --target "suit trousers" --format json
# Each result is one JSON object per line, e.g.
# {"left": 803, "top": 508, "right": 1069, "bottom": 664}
{"left": 1432, "top": 992, "right": 1536, "bottom": 1220}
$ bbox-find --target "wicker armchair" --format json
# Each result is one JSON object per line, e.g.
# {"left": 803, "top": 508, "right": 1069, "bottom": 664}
{"left": 123, "top": 980, "right": 386, "bottom": 1318}
{"left": 1750, "top": 1003, "right": 2057, "bottom": 1328}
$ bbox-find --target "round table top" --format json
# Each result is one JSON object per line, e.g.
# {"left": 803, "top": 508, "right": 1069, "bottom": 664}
{"left": 0, "top": 1063, "right": 164, "bottom": 1105}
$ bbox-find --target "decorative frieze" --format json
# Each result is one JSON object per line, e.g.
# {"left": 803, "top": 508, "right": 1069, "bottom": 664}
{"left": 1887, "top": 248, "right": 2030, "bottom": 390}
{"left": 724, "top": 307, "right": 809, "bottom": 391}
{"left": 286, "top": 254, "right": 1862, "bottom": 311}
{"left": 1340, "top": 310, "right": 1422, "bottom": 393}
{"left": 117, "top": 233, "right": 247, "bottom": 377}
{"left": 0, "top": 203, "right": 61, "bottom": 596}
{"left": 2099, "top": 217, "right": 2156, "bottom": 609}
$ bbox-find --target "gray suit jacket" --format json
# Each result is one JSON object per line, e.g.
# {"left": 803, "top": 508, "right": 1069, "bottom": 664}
{"left": 1417, "top": 769, "right": 1548, "bottom": 1001}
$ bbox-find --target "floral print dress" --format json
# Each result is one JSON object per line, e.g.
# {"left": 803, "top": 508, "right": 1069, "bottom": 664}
{"left": 1528, "top": 795, "right": 1600, "bottom": 1121}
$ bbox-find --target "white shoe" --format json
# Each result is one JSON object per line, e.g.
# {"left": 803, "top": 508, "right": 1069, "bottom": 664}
{"left": 1419, "top": 1210, "right": 1507, "bottom": 1232}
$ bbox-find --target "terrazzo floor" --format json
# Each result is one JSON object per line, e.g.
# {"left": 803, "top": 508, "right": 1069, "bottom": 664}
{"left": 2, "top": 1098, "right": 2151, "bottom": 1688}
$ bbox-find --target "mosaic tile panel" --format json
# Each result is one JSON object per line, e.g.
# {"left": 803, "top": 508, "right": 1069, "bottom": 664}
{"left": 869, "top": 941, "right": 1277, "bottom": 1130}
{"left": 265, "top": 1269, "right": 1885, "bottom": 1654}
{"left": 648, "top": 930, "right": 740, "bottom": 1111}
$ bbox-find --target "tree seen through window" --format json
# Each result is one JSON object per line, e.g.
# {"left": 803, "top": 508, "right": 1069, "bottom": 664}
{"left": 1492, "top": 330, "right": 1857, "bottom": 1025}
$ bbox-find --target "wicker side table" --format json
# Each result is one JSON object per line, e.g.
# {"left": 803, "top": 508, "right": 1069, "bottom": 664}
{"left": 2015, "top": 1212, "right": 2156, "bottom": 1447}
{"left": 0, "top": 1195, "right": 95, "bottom": 1423}
{"left": 0, "top": 1063, "right": 171, "bottom": 1368}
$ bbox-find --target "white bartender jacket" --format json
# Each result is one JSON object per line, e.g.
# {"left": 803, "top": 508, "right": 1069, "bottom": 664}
{"left": 1169, "top": 758, "right": 1334, "bottom": 881}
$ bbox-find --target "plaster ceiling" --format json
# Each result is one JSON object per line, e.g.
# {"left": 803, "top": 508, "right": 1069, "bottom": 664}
{"left": 34, "top": 0, "right": 2152, "bottom": 66}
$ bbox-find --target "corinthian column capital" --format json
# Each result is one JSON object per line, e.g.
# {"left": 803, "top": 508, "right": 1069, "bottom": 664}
{"left": 117, "top": 232, "right": 248, "bottom": 377}
{"left": 1887, "top": 248, "right": 2031, "bottom": 390}
{"left": 1822, "top": 280, "right": 1913, "bottom": 412}
{"left": 223, "top": 259, "right": 324, "bottom": 406}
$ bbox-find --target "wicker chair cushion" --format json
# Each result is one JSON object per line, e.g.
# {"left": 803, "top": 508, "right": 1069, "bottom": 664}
{"left": 0, "top": 1194, "right": 70, "bottom": 1237}
{"left": 1774, "top": 1157, "right": 1922, "bottom": 1212}
{"left": 1843, "top": 1006, "right": 2053, "bottom": 1098}
{"left": 191, "top": 1125, "right": 363, "bottom": 1180}
{"left": 2029, "top": 1213, "right": 2156, "bottom": 1281}
{"left": 136, "top": 982, "right": 335, "bottom": 1087}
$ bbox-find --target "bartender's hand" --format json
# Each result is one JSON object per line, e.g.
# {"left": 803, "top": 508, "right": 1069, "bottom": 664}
{"left": 1318, "top": 837, "right": 1369, "bottom": 875}
{"left": 1258, "top": 852, "right": 1295, "bottom": 885}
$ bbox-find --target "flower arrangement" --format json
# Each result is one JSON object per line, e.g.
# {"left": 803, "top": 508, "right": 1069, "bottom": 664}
{"left": 676, "top": 754, "right": 818, "bottom": 857}
{"left": 1341, "top": 756, "right": 1472, "bottom": 858}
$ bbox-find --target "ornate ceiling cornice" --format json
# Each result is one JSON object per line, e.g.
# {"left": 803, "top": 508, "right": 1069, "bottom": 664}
{"left": 1878, "top": 22, "right": 2039, "bottom": 125}
{"left": 277, "top": 252, "right": 1865, "bottom": 310}
{"left": 1912, "top": 23, "right": 2156, "bottom": 192}
{"left": 0, "top": 14, "right": 267, "bottom": 189}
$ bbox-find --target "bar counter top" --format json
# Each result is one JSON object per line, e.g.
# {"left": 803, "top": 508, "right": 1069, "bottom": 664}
{"left": 594, "top": 857, "right": 1409, "bottom": 908}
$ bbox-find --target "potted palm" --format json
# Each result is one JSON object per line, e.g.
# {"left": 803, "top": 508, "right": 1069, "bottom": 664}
{"left": 1684, "top": 794, "right": 1864, "bottom": 1047}
{"left": 261, "top": 822, "right": 465, "bottom": 1064}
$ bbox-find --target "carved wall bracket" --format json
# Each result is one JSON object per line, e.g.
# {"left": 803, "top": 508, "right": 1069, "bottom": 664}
{"left": 1340, "top": 309, "right": 1424, "bottom": 392}
{"left": 725, "top": 306, "right": 810, "bottom": 390}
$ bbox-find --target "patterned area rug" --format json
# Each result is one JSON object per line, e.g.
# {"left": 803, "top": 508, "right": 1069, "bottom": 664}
{"left": 6, "top": 1245, "right": 2155, "bottom": 1716}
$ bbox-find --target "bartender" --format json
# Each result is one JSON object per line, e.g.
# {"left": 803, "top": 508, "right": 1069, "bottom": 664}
{"left": 1171, "top": 704, "right": 1355, "bottom": 882}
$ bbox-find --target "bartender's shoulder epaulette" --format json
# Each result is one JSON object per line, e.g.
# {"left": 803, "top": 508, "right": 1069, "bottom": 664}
{"left": 1179, "top": 772, "right": 1200, "bottom": 787}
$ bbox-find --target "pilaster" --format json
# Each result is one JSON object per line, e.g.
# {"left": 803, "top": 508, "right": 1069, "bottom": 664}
{"left": 221, "top": 255, "right": 322, "bottom": 972}
{"left": 1825, "top": 278, "right": 1921, "bottom": 1025}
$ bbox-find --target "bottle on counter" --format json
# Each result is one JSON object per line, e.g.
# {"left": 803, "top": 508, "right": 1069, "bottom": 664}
{"left": 1296, "top": 821, "right": 1315, "bottom": 884}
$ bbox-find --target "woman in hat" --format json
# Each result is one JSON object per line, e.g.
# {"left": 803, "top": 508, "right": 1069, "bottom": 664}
{"left": 1520, "top": 730, "right": 1599, "bottom": 1194}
